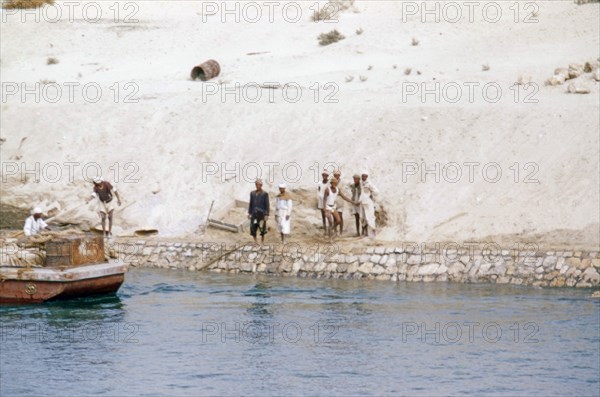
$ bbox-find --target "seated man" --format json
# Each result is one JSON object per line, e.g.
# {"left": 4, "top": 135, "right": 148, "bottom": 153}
{"left": 23, "top": 207, "right": 50, "bottom": 237}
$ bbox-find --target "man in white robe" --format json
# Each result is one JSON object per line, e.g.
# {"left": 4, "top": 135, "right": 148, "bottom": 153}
{"left": 275, "top": 183, "right": 293, "bottom": 243}
{"left": 23, "top": 207, "right": 50, "bottom": 237}
{"left": 359, "top": 171, "right": 379, "bottom": 237}
{"left": 317, "top": 170, "right": 329, "bottom": 235}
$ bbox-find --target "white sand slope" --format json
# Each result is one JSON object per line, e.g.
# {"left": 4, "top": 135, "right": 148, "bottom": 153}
{"left": 1, "top": 1, "right": 599, "bottom": 246}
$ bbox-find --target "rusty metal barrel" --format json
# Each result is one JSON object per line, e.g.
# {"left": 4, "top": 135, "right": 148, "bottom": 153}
{"left": 45, "top": 235, "right": 104, "bottom": 267}
{"left": 191, "top": 60, "right": 221, "bottom": 81}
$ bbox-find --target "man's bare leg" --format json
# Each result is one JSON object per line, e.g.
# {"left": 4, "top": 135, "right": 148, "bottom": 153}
{"left": 354, "top": 214, "right": 360, "bottom": 236}
{"left": 337, "top": 211, "right": 344, "bottom": 235}
{"left": 321, "top": 209, "right": 327, "bottom": 235}
{"left": 108, "top": 210, "right": 114, "bottom": 236}
{"left": 100, "top": 212, "right": 107, "bottom": 237}
{"left": 332, "top": 211, "right": 341, "bottom": 238}
{"left": 325, "top": 212, "right": 334, "bottom": 238}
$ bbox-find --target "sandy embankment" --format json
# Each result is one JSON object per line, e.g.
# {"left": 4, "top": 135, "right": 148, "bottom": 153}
{"left": 1, "top": 1, "right": 598, "bottom": 249}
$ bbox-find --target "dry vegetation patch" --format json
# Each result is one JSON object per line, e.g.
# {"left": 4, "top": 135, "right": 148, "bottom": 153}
{"left": 312, "top": 0, "right": 356, "bottom": 21}
{"left": 318, "top": 30, "right": 345, "bottom": 46}
{"left": 2, "top": 0, "right": 54, "bottom": 9}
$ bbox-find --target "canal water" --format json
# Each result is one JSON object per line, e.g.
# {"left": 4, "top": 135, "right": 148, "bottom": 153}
{"left": 1, "top": 269, "right": 599, "bottom": 396}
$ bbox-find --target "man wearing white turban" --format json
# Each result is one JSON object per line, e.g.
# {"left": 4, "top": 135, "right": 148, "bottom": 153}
{"left": 23, "top": 207, "right": 50, "bottom": 237}
{"left": 359, "top": 170, "right": 379, "bottom": 237}
{"left": 275, "top": 183, "right": 293, "bottom": 243}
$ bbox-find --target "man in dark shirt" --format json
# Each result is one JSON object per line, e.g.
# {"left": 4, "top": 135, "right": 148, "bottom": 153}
{"left": 86, "top": 176, "right": 121, "bottom": 238}
{"left": 248, "top": 179, "right": 270, "bottom": 244}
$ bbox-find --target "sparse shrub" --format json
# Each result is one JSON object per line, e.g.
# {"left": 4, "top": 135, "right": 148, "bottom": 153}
{"left": 482, "top": 63, "right": 490, "bottom": 71}
{"left": 312, "top": 0, "right": 356, "bottom": 21}
{"left": 411, "top": 37, "right": 420, "bottom": 46}
{"left": 2, "top": 0, "right": 54, "bottom": 9}
{"left": 318, "top": 30, "right": 345, "bottom": 46}
{"left": 47, "top": 57, "right": 58, "bottom": 65}
{"left": 404, "top": 68, "right": 412, "bottom": 75}
{"left": 313, "top": 5, "right": 336, "bottom": 21}
{"left": 375, "top": 205, "right": 389, "bottom": 227}
{"left": 574, "top": 0, "right": 599, "bottom": 4}
{"left": 356, "top": 27, "right": 364, "bottom": 35}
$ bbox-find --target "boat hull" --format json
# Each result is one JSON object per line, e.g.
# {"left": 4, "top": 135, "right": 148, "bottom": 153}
{"left": 0, "top": 261, "right": 127, "bottom": 304}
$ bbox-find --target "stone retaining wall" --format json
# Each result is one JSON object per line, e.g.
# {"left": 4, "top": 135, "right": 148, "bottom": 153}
{"left": 115, "top": 240, "right": 600, "bottom": 288}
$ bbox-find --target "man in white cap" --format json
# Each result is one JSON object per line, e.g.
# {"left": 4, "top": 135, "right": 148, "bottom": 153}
{"left": 359, "top": 170, "right": 379, "bottom": 237}
{"left": 275, "top": 183, "right": 293, "bottom": 243}
{"left": 23, "top": 207, "right": 50, "bottom": 237}
{"left": 323, "top": 178, "right": 355, "bottom": 239}
{"left": 332, "top": 170, "right": 344, "bottom": 235}
{"left": 86, "top": 176, "right": 121, "bottom": 237}
{"left": 317, "top": 169, "right": 329, "bottom": 235}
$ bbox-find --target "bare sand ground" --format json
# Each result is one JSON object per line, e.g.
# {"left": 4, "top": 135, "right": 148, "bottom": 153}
{"left": 1, "top": 1, "right": 599, "bottom": 250}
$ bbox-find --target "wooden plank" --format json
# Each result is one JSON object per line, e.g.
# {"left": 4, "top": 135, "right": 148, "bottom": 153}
{"left": 235, "top": 199, "right": 249, "bottom": 208}
{"left": 201, "top": 200, "right": 215, "bottom": 233}
{"left": 207, "top": 219, "right": 240, "bottom": 233}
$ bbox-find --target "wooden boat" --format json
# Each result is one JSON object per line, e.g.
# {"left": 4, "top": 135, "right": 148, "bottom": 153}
{"left": 0, "top": 235, "right": 128, "bottom": 304}
{"left": 0, "top": 261, "right": 127, "bottom": 303}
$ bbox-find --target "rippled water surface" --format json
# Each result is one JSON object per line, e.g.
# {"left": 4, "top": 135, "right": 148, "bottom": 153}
{"left": 1, "top": 269, "right": 599, "bottom": 396}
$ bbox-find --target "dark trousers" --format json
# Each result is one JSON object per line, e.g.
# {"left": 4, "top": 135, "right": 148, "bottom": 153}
{"left": 250, "top": 213, "right": 267, "bottom": 237}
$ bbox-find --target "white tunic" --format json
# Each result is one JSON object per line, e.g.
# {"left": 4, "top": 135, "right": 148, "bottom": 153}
{"left": 23, "top": 216, "right": 48, "bottom": 237}
{"left": 326, "top": 187, "right": 338, "bottom": 211}
{"left": 317, "top": 181, "right": 328, "bottom": 209}
{"left": 359, "top": 180, "right": 378, "bottom": 205}
{"left": 359, "top": 180, "right": 379, "bottom": 229}
{"left": 275, "top": 197, "right": 293, "bottom": 235}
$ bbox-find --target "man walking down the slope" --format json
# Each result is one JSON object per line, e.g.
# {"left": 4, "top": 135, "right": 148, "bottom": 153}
{"left": 248, "top": 178, "right": 270, "bottom": 244}
{"left": 87, "top": 176, "right": 121, "bottom": 238}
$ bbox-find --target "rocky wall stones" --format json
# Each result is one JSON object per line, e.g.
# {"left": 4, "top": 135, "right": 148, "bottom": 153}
{"left": 117, "top": 240, "right": 600, "bottom": 288}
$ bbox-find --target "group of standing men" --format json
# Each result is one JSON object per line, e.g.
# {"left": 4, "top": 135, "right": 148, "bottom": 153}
{"left": 247, "top": 168, "right": 379, "bottom": 244}
{"left": 317, "top": 169, "right": 379, "bottom": 238}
